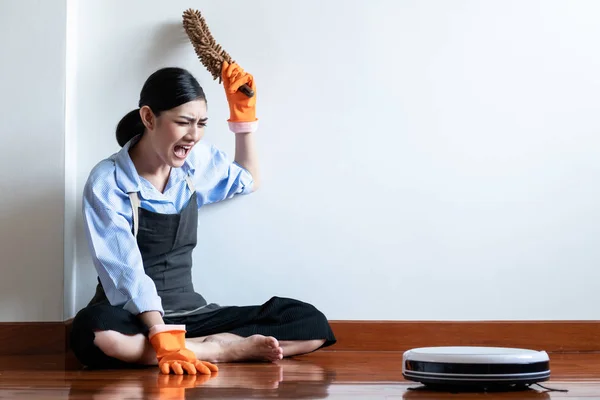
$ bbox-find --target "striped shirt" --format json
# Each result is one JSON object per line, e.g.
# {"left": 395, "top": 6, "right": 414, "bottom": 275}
{"left": 82, "top": 135, "right": 254, "bottom": 316}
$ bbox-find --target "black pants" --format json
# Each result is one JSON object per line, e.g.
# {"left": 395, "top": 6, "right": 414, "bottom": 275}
{"left": 70, "top": 296, "right": 336, "bottom": 369}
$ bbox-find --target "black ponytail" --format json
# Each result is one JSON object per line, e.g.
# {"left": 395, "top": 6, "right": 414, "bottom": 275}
{"left": 115, "top": 67, "right": 206, "bottom": 147}
{"left": 116, "top": 109, "right": 145, "bottom": 147}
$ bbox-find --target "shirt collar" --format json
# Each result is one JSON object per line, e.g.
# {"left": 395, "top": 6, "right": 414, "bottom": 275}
{"left": 114, "top": 134, "right": 195, "bottom": 195}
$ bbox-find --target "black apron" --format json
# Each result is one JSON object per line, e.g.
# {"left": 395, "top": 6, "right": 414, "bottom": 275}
{"left": 88, "top": 175, "right": 222, "bottom": 317}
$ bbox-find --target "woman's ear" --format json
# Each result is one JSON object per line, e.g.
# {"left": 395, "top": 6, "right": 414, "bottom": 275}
{"left": 140, "top": 106, "right": 155, "bottom": 131}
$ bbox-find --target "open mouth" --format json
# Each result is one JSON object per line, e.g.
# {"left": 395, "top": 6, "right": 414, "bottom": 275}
{"left": 174, "top": 145, "right": 192, "bottom": 159}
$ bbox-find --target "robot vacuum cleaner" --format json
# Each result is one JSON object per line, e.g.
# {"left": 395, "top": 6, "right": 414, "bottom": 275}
{"left": 402, "top": 346, "right": 551, "bottom": 389}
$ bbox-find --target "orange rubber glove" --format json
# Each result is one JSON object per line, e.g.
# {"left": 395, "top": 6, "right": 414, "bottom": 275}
{"left": 222, "top": 61, "right": 258, "bottom": 133}
{"left": 148, "top": 325, "right": 219, "bottom": 375}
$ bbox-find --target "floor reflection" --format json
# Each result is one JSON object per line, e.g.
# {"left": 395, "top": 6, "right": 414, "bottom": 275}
{"left": 401, "top": 384, "right": 552, "bottom": 399}
{"left": 67, "top": 359, "right": 336, "bottom": 399}
{"left": 185, "top": 360, "right": 335, "bottom": 399}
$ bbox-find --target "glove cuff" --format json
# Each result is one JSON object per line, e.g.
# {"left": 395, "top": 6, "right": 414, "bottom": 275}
{"left": 228, "top": 120, "right": 259, "bottom": 134}
{"left": 148, "top": 324, "right": 186, "bottom": 339}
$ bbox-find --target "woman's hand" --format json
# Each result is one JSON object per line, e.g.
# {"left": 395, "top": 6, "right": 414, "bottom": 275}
{"left": 148, "top": 325, "right": 219, "bottom": 375}
{"left": 221, "top": 61, "right": 260, "bottom": 189}
{"left": 222, "top": 61, "right": 258, "bottom": 133}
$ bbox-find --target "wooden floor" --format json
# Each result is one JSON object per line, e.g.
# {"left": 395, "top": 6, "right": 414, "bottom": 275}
{"left": 0, "top": 351, "right": 599, "bottom": 399}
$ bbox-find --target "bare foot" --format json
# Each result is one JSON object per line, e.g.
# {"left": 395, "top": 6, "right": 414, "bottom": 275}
{"left": 186, "top": 334, "right": 284, "bottom": 363}
{"left": 220, "top": 335, "right": 283, "bottom": 363}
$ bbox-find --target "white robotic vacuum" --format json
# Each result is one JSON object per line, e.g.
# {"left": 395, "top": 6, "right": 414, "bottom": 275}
{"left": 402, "top": 346, "right": 551, "bottom": 389}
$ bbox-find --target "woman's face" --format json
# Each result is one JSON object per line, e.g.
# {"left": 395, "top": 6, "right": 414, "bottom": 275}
{"left": 143, "top": 99, "right": 208, "bottom": 168}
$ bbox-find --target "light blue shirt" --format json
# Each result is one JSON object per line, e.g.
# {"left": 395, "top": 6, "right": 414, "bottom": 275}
{"left": 82, "top": 135, "right": 254, "bottom": 316}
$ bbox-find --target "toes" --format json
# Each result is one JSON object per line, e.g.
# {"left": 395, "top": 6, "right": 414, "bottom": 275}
{"left": 271, "top": 349, "right": 283, "bottom": 358}
{"left": 265, "top": 337, "right": 279, "bottom": 348}
{"left": 268, "top": 347, "right": 283, "bottom": 361}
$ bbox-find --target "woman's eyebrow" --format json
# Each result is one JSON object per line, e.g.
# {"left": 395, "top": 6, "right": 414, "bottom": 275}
{"left": 179, "top": 115, "right": 208, "bottom": 122}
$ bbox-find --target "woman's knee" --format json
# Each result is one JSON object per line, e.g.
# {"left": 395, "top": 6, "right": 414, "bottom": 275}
{"left": 290, "top": 298, "right": 329, "bottom": 322}
{"left": 270, "top": 296, "right": 322, "bottom": 313}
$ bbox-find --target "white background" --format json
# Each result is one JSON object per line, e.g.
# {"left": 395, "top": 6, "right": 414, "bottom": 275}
{"left": 2, "top": 0, "right": 599, "bottom": 321}
{"left": 0, "top": 0, "right": 66, "bottom": 321}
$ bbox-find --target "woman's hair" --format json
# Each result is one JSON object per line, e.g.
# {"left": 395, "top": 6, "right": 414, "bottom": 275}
{"left": 116, "top": 67, "right": 206, "bottom": 147}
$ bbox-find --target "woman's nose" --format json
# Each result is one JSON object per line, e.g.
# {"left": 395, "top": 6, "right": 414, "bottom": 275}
{"left": 189, "top": 125, "right": 203, "bottom": 141}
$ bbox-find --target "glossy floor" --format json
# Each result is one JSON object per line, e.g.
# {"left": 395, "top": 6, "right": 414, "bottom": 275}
{"left": 0, "top": 352, "right": 599, "bottom": 399}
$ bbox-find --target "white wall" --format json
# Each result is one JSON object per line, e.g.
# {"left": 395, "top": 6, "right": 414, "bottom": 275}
{"left": 0, "top": 0, "right": 66, "bottom": 321}
{"left": 70, "top": 0, "right": 600, "bottom": 320}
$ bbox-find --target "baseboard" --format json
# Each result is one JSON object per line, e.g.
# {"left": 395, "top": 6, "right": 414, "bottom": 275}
{"left": 0, "top": 322, "right": 69, "bottom": 355}
{"left": 2, "top": 320, "right": 600, "bottom": 356}
{"left": 327, "top": 321, "right": 600, "bottom": 353}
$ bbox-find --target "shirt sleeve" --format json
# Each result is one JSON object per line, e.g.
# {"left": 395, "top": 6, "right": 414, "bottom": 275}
{"left": 192, "top": 143, "right": 255, "bottom": 206}
{"left": 82, "top": 189, "right": 164, "bottom": 316}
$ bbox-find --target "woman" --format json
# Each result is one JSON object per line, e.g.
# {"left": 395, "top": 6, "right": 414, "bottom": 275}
{"left": 70, "top": 62, "right": 336, "bottom": 375}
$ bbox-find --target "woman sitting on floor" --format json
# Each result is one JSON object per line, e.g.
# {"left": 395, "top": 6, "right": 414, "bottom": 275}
{"left": 70, "top": 62, "right": 336, "bottom": 375}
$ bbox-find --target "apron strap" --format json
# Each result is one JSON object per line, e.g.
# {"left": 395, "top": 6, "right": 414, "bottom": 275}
{"left": 128, "top": 192, "right": 140, "bottom": 238}
{"left": 185, "top": 175, "right": 195, "bottom": 192}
